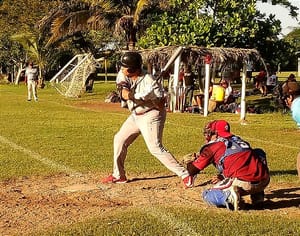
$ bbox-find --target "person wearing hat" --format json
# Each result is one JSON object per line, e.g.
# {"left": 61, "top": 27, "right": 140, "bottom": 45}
{"left": 283, "top": 81, "right": 300, "bottom": 178}
{"left": 186, "top": 120, "right": 270, "bottom": 210}
{"left": 102, "top": 51, "right": 193, "bottom": 188}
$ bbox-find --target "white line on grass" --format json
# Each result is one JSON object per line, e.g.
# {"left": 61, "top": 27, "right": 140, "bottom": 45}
{"left": 243, "top": 137, "right": 299, "bottom": 150}
{"left": 146, "top": 206, "right": 198, "bottom": 235}
{"left": 0, "top": 135, "right": 80, "bottom": 175}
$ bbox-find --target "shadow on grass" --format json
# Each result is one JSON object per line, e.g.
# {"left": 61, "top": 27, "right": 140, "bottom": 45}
{"left": 270, "top": 170, "right": 298, "bottom": 176}
{"left": 242, "top": 187, "right": 300, "bottom": 211}
{"left": 261, "top": 187, "right": 300, "bottom": 210}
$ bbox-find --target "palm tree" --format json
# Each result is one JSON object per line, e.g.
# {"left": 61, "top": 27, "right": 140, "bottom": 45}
{"left": 39, "top": 0, "right": 163, "bottom": 51}
{"left": 10, "top": 32, "right": 46, "bottom": 86}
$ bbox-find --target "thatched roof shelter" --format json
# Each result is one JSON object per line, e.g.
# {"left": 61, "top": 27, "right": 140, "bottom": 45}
{"left": 139, "top": 45, "right": 263, "bottom": 71}
{"left": 138, "top": 45, "right": 265, "bottom": 122}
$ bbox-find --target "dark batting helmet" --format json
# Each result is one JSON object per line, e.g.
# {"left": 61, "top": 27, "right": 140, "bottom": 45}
{"left": 120, "top": 51, "right": 142, "bottom": 71}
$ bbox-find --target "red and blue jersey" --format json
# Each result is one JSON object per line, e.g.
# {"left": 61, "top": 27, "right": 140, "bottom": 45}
{"left": 191, "top": 136, "right": 269, "bottom": 182}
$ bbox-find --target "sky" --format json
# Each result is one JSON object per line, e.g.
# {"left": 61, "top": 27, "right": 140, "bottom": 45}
{"left": 257, "top": 0, "right": 300, "bottom": 35}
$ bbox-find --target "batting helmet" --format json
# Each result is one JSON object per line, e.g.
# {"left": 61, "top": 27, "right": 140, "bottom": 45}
{"left": 120, "top": 51, "right": 142, "bottom": 71}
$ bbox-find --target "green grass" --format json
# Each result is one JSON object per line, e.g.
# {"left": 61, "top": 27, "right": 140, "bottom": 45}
{"left": 38, "top": 206, "right": 299, "bottom": 236}
{"left": 0, "top": 82, "right": 299, "bottom": 235}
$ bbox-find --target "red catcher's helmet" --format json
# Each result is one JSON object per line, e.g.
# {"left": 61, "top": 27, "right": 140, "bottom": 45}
{"left": 203, "top": 120, "right": 232, "bottom": 142}
{"left": 120, "top": 51, "right": 142, "bottom": 71}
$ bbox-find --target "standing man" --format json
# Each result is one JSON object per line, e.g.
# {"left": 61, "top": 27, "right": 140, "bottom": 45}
{"left": 183, "top": 64, "right": 195, "bottom": 108}
{"left": 102, "top": 51, "right": 193, "bottom": 188}
{"left": 283, "top": 81, "right": 300, "bottom": 177}
{"left": 186, "top": 120, "right": 270, "bottom": 210}
{"left": 246, "top": 60, "right": 253, "bottom": 84}
{"left": 25, "top": 61, "right": 39, "bottom": 101}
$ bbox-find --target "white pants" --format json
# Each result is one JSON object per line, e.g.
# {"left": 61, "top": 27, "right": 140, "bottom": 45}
{"left": 112, "top": 109, "right": 189, "bottom": 179}
{"left": 211, "top": 177, "right": 270, "bottom": 196}
{"left": 27, "top": 80, "right": 38, "bottom": 101}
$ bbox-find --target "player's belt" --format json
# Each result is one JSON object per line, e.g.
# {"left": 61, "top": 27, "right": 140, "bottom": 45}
{"left": 134, "top": 108, "right": 157, "bottom": 116}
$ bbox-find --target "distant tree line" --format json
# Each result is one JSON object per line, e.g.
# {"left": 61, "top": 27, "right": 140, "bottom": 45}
{"left": 0, "top": 0, "right": 299, "bottom": 82}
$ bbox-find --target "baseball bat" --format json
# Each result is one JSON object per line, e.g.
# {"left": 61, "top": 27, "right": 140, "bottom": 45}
{"left": 162, "top": 46, "right": 184, "bottom": 72}
{"left": 155, "top": 46, "right": 184, "bottom": 81}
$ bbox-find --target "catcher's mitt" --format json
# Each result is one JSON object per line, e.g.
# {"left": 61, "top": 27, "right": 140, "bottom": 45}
{"left": 180, "top": 153, "right": 198, "bottom": 166}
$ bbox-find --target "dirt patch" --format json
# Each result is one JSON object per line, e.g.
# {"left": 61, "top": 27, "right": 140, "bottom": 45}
{"left": 0, "top": 173, "right": 299, "bottom": 236}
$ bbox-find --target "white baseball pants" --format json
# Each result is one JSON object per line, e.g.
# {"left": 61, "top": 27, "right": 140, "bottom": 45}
{"left": 112, "top": 109, "right": 189, "bottom": 179}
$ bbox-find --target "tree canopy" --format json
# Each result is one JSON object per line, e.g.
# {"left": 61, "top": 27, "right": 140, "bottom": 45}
{"left": 138, "top": 0, "right": 298, "bottom": 70}
{"left": 0, "top": 0, "right": 299, "bottom": 76}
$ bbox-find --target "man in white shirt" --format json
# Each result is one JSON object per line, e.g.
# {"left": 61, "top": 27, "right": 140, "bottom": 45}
{"left": 25, "top": 62, "right": 38, "bottom": 101}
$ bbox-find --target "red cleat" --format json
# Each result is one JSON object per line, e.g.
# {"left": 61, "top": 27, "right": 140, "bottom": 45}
{"left": 101, "top": 175, "right": 128, "bottom": 184}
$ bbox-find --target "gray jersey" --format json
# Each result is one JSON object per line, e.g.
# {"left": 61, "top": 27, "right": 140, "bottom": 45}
{"left": 117, "top": 71, "right": 165, "bottom": 114}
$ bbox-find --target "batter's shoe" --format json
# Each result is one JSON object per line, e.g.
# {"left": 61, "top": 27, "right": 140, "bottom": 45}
{"left": 226, "top": 186, "right": 240, "bottom": 211}
{"left": 101, "top": 175, "right": 128, "bottom": 184}
{"left": 183, "top": 175, "right": 196, "bottom": 188}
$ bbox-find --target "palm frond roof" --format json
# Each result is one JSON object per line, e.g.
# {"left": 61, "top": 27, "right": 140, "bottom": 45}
{"left": 137, "top": 45, "right": 262, "bottom": 69}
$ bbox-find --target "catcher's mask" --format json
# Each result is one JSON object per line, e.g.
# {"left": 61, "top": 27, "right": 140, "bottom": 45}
{"left": 203, "top": 120, "right": 232, "bottom": 142}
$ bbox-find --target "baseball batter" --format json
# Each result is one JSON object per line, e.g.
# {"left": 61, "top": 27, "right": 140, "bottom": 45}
{"left": 102, "top": 51, "right": 193, "bottom": 188}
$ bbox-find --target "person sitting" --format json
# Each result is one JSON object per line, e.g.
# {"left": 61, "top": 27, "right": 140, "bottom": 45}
{"left": 255, "top": 68, "right": 267, "bottom": 96}
{"left": 266, "top": 71, "right": 278, "bottom": 94}
{"left": 208, "top": 83, "right": 225, "bottom": 112}
{"left": 216, "top": 80, "right": 237, "bottom": 113}
{"left": 186, "top": 120, "right": 270, "bottom": 210}
{"left": 191, "top": 82, "right": 213, "bottom": 113}
{"left": 275, "top": 73, "right": 298, "bottom": 112}
{"left": 281, "top": 74, "right": 297, "bottom": 94}
{"left": 220, "top": 80, "right": 234, "bottom": 104}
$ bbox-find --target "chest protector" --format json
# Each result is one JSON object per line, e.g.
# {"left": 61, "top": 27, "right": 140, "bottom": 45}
{"left": 201, "top": 136, "right": 251, "bottom": 172}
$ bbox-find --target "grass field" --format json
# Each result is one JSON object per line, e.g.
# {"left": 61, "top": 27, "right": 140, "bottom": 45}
{"left": 0, "top": 81, "right": 299, "bottom": 235}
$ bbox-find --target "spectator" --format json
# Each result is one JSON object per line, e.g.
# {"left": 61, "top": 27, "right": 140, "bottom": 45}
{"left": 255, "top": 68, "right": 267, "bottom": 97}
{"left": 25, "top": 61, "right": 39, "bottom": 101}
{"left": 287, "top": 73, "right": 296, "bottom": 82}
{"left": 266, "top": 71, "right": 278, "bottom": 94}
{"left": 176, "top": 66, "right": 185, "bottom": 111}
{"left": 283, "top": 81, "right": 300, "bottom": 178}
{"left": 246, "top": 60, "right": 253, "bottom": 83}
{"left": 186, "top": 120, "right": 270, "bottom": 210}
{"left": 183, "top": 64, "right": 196, "bottom": 107}
{"left": 282, "top": 74, "right": 297, "bottom": 92}
{"left": 220, "top": 79, "right": 234, "bottom": 104}
{"left": 217, "top": 80, "right": 237, "bottom": 113}
{"left": 192, "top": 82, "right": 213, "bottom": 114}
{"left": 178, "top": 65, "right": 184, "bottom": 86}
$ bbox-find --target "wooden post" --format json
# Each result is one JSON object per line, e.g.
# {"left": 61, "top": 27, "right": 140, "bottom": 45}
{"left": 104, "top": 58, "right": 107, "bottom": 83}
{"left": 173, "top": 54, "right": 181, "bottom": 112}
{"left": 240, "top": 64, "right": 247, "bottom": 123}
{"left": 203, "top": 54, "right": 211, "bottom": 117}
